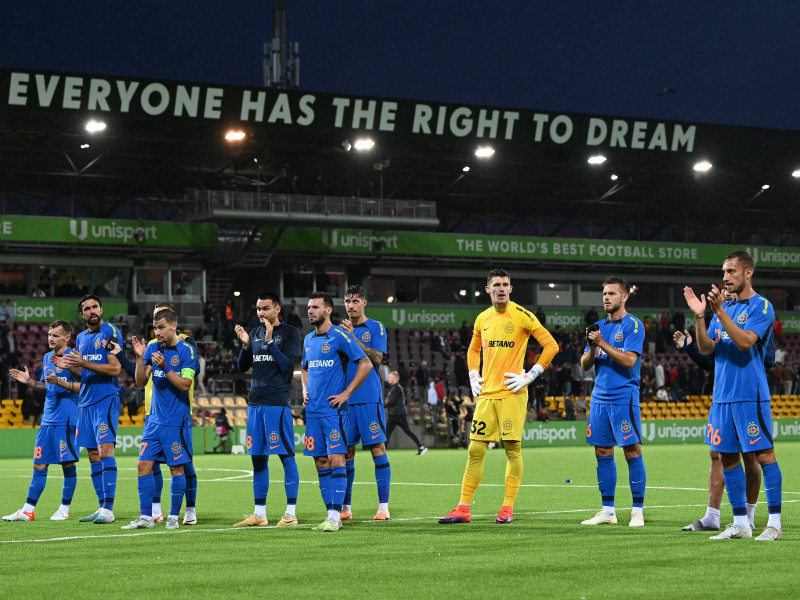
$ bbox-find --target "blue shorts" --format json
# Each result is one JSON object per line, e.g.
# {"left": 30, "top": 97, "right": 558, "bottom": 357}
{"left": 76, "top": 395, "right": 119, "bottom": 449}
{"left": 304, "top": 414, "right": 348, "bottom": 457}
{"left": 139, "top": 424, "right": 193, "bottom": 466}
{"left": 34, "top": 424, "right": 79, "bottom": 465}
{"left": 706, "top": 401, "right": 774, "bottom": 453}
{"left": 345, "top": 403, "right": 387, "bottom": 447}
{"left": 247, "top": 405, "right": 295, "bottom": 456}
{"left": 586, "top": 402, "right": 642, "bottom": 447}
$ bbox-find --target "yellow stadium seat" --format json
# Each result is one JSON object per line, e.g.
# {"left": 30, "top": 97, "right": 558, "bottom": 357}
{"left": 235, "top": 396, "right": 247, "bottom": 407}
{"left": 223, "top": 396, "right": 236, "bottom": 408}
{"left": 209, "top": 396, "right": 223, "bottom": 408}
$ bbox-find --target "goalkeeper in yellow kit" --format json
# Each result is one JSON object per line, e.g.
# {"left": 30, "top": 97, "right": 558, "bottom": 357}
{"left": 439, "top": 269, "right": 558, "bottom": 524}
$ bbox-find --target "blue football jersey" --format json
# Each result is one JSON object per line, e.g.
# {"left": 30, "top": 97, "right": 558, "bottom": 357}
{"left": 75, "top": 321, "right": 121, "bottom": 407}
{"left": 586, "top": 314, "right": 644, "bottom": 404}
{"left": 238, "top": 322, "right": 301, "bottom": 407}
{"left": 39, "top": 351, "right": 79, "bottom": 426}
{"left": 708, "top": 295, "right": 773, "bottom": 403}
{"left": 144, "top": 338, "right": 198, "bottom": 426}
{"left": 302, "top": 326, "right": 366, "bottom": 418}
{"left": 347, "top": 318, "right": 387, "bottom": 405}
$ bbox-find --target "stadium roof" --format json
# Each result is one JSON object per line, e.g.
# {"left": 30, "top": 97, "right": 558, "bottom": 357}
{"left": 2, "top": 67, "right": 800, "bottom": 245}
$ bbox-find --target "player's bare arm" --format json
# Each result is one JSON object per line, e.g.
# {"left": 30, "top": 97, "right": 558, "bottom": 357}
{"left": 588, "top": 328, "right": 638, "bottom": 369}
{"left": 300, "top": 365, "right": 310, "bottom": 406}
{"left": 329, "top": 356, "right": 371, "bottom": 408}
{"left": 684, "top": 285, "right": 715, "bottom": 355}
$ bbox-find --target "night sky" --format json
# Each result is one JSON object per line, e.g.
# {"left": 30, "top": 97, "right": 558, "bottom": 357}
{"left": 4, "top": 1, "right": 800, "bottom": 130}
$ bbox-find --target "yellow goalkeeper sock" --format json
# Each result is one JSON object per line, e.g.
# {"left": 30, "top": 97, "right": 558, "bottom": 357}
{"left": 503, "top": 441, "right": 523, "bottom": 507}
{"left": 459, "top": 441, "right": 488, "bottom": 505}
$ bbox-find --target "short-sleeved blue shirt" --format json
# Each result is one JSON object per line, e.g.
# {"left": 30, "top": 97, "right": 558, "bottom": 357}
{"left": 347, "top": 318, "right": 387, "bottom": 405}
{"left": 75, "top": 321, "right": 121, "bottom": 407}
{"left": 708, "top": 295, "right": 773, "bottom": 404}
{"left": 302, "top": 326, "right": 366, "bottom": 418}
{"left": 144, "top": 339, "right": 198, "bottom": 426}
{"left": 586, "top": 314, "right": 645, "bottom": 404}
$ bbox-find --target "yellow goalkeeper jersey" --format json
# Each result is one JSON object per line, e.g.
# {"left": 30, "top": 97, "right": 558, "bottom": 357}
{"left": 467, "top": 301, "right": 558, "bottom": 399}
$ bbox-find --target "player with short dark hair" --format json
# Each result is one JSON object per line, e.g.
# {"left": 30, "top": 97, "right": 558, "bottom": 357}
{"left": 53, "top": 295, "right": 122, "bottom": 524}
{"left": 4, "top": 321, "right": 80, "bottom": 522}
{"left": 122, "top": 309, "right": 198, "bottom": 530}
{"left": 684, "top": 250, "right": 784, "bottom": 541}
{"left": 440, "top": 269, "right": 558, "bottom": 525}
{"left": 580, "top": 276, "right": 647, "bottom": 527}
{"left": 112, "top": 301, "right": 201, "bottom": 525}
{"left": 233, "top": 292, "right": 301, "bottom": 528}
{"left": 301, "top": 291, "right": 372, "bottom": 532}
{"left": 339, "top": 284, "right": 395, "bottom": 521}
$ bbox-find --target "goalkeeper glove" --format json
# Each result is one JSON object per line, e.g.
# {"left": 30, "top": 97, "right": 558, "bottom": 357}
{"left": 504, "top": 364, "right": 545, "bottom": 393}
{"left": 469, "top": 369, "right": 484, "bottom": 397}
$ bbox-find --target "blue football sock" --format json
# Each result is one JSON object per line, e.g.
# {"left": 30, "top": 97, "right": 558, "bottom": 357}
{"left": 170, "top": 473, "right": 186, "bottom": 517}
{"left": 61, "top": 464, "right": 77, "bottom": 505}
{"left": 343, "top": 459, "right": 355, "bottom": 505}
{"left": 317, "top": 468, "right": 332, "bottom": 510}
{"left": 722, "top": 464, "right": 747, "bottom": 516}
{"left": 373, "top": 454, "right": 391, "bottom": 504}
{"left": 331, "top": 466, "right": 347, "bottom": 512}
{"left": 626, "top": 455, "right": 646, "bottom": 509}
{"left": 762, "top": 461, "right": 782, "bottom": 515}
{"left": 152, "top": 463, "right": 163, "bottom": 504}
{"left": 596, "top": 455, "right": 617, "bottom": 509}
{"left": 184, "top": 462, "right": 197, "bottom": 509}
{"left": 25, "top": 469, "right": 48, "bottom": 507}
{"left": 138, "top": 474, "right": 155, "bottom": 518}
{"left": 280, "top": 454, "right": 299, "bottom": 505}
{"left": 100, "top": 457, "right": 117, "bottom": 511}
{"left": 89, "top": 460, "right": 103, "bottom": 506}
{"left": 252, "top": 456, "right": 269, "bottom": 506}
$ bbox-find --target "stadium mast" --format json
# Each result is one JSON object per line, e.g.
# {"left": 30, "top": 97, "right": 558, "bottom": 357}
{"left": 263, "top": 0, "right": 299, "bottom": 88}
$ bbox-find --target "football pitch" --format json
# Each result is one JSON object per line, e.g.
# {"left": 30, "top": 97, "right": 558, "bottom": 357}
{"left": 1, "top": 443, "right": 798, "bottom": 599}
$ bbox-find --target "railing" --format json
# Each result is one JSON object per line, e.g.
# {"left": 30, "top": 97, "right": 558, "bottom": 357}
{"left": 185, "top": 189, "right": 437, "bottom": 221}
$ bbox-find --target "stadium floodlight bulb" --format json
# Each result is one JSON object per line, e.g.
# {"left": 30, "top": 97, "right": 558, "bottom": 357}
{"left": 610, "top": 174, "right": 618, "bottom": 181}
{"left": 793, "top": 169, "right": 800, "bottom": 178}
{"left": 353, "top": 138, "right": 375, "bottom": 151}
{"left": 462, "top": 166, "right": 470, "bottom": 172}
{"left": 85, "top": 120, "right": 107, "bottom": 133}
{"left": 474, "top": 146, "right": 495, "bottom": 158}
{"left": 233, "top": 290, "right": 241, "bottom": 297}
{"left": 387, "top": 296, "right": 394, "bottom": 303}
{"left": 225, "top": 130, "right": 246, "bottom": 142}
{"left": 693, "top": 160, "right": 712, "bottom": 172}
{"left": 474, "top": 291, "right": 480, "bottom": 297}
{"left": 80, "top": 143, "right": 90, "bottom": 149}
{"left": 459, "top": 289, "right": 467, "bottom": 296}
{"left": 587, "top": 155, "right": 606, "bottom": 165}
{"left": 761, "top": 184, "right": 770, "bottom": 190}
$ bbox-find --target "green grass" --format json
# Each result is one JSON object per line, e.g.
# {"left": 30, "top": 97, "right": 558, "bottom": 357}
{"left": 1, "top": 443, "right": 798, "bottom": 599}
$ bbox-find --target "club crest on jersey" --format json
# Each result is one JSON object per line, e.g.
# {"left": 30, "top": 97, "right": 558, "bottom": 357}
{"left": 737, "top": 312, "right": 748, "bottom": 324}
{"left": 370, "top": 421, "right": 380, "bottom": 433}
{"left": 321, "top": 342, "right": 331, "bottom": 353}
{"left": 94, "top": 339, "right": 102, "bottom": 349}
{"left": 504, "top": 322, "right": 515, "bottom": 334}
{"left": 55, "top": 366, "right": 63, "bottom": 373}
{"left": 614, "top": 332, "right": 624, "bottom": 342}
{"left": 170, "top": 356, "right": 180, "bottom": 366}
{"left": 620, "top": 420, "right": 632, "bottom": 434}
{"left": 59, "top": 440, "right": 66, "bottom": 451}
{"left": 273, "top": 336, "right": 282, "bottom": 345}
{"left": 98, "top": 422, "right": 108, "bottom": 434}
{"left": 329, "top": 430, "right": 340, "bottom": 442}
{"left": 269, "top": 431, "right": 279, "bottom": 443}
{"left": 747, "top": 422, "right": 760, "bottom": 437}
{"left": 171, "top": 442, "right": 182, "bottom": 454}
{"left": 503, "top": 418, "right": 513, "bottom": 432}
{"left": 362, "top": 331, "right": 372, "bottom": 342}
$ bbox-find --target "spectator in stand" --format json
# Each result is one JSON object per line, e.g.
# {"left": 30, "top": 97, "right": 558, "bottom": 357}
{"left": 384, "top": 371, "right": 426, "bottom": 454}
{"left": 774, "top": 340, "right": 787, "bottom": 366}
{"left": 671, "top": 309, "right": 686, "bottom": 333}
{"left": 397, "top": 361, "right": 411, "bottom": 389}
{"left": 445, "top": 392, "right": 462, "bottom": 441}
{"left": 203, "top": 302, "right": 216, "bottom": 340}
{"left": 458, "top": 321, "right": 470, "bottom": 352}
{"left": 454, "top": 351, "right": 469, "bottom": 395}
{"left": 286, "top": 301, "right": 303, "bottom": 330}
{"left": 435, "top": 376, "right": 446, "bottom": 404}
{"left": 535, "top": 306, "right": 547, "bottom": 326}
{"left": 767, "top": 365, "right": 781, "bottom": 396}
{"left": 654, "top": 359, "right": 665, "bottom": 391}
{"left": 780, "top": 362, "right": 795, "bottom": 395}
{"left": 415, "top": 360, "right": 429, "bottom": 388}
{"left": 773, "top": 315, "right": 783, "bottom": 341}
{"left": 584, "top": 307, "right": 599, "bottom": 327}
{"left": 643, "top": 316, "right": 657, "bottom": 355}
{"left": 427, "top": 381, "right": 439, "bottom": 426}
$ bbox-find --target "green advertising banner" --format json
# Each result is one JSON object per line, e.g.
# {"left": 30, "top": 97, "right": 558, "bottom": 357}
{"left": 10, "top": 299, "right": 127, "bottom": 323}
{"left": 4, "top": 420, "right": 800, "bottom": 457}
{"left": 267, "top": 227, "right": 800, "bottom": 268}
{"left": 0, "top": 216, "right": 217, "bottom": 247}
